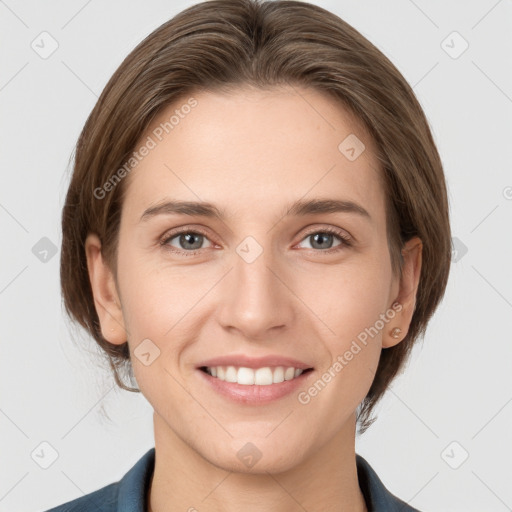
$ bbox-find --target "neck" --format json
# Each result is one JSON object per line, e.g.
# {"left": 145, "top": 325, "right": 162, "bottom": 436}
{"left": 147, "top": 412, "right": 367, "bottom": 512}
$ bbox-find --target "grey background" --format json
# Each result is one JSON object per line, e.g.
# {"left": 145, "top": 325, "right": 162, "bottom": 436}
{"left": 1, "top": 1, "right": 511, "bottom": 511}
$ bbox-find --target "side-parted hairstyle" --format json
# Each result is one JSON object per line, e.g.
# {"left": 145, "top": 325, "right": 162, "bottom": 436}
{"left": 60, "top": 0, "right": 451, "bottom": 434}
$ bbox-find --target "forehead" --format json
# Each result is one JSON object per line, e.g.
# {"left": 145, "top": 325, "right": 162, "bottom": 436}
{"left": 121, "top": 85, "right": 385, "bottom": 223}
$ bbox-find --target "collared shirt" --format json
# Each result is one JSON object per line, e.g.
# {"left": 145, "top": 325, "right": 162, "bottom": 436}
{"left": 45, "top": 448, "right": 420, "bottom": 511}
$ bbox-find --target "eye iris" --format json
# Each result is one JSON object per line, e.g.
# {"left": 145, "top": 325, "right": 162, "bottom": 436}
{"left": 180, "top": 232, "right": 203, "bottom": 250}
{"left": 311, "top": 232, "right": 334, "bottom": 250}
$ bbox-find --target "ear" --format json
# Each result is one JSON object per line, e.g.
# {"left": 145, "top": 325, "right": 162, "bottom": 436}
{"left": 85, "top": 233, "right": 127, "bottom": 345}
{"left": 383, "top": 236, "right": 423, "bottom": 348}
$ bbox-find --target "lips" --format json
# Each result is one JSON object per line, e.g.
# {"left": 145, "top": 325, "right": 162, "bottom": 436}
{"left": 196, "top": 362, "right": 314, "bottom": 404}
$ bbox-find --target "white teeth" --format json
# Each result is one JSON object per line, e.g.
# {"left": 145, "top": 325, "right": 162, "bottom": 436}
{"left": 225, "top": 366, "right": 238, "bottom": 383}
{"left": 204, "top": 365, "right": 306, "bottom": 385}
{"left": 239, "top": 367, "right": 256, "bottom": 385}
{"left": 273, "top": 366, "right": 284, "bottom": 383}
{"left": 285, "top": 367, "right": 295, "bottom": 380}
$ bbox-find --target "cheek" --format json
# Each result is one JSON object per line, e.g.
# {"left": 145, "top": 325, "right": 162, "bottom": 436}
{"left": 115, "top": 257, "right": 200, "bottom": 407}
{"left": 115, "top": 249, "right": 219, "bottom": 390}
{"left": 116, "top": 243, "right": 205, "bottom": 335}
{"left": 302, "top": 251, "right": 394, "bottom": 396}
{"left": 304, "top": 255, "right": 393, "bottom": 338}
{"left": 299, "top": 272, "right": 391, "bottom": 418}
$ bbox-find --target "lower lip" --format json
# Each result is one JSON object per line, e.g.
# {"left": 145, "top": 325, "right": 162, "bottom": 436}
{"left": 196, "top": 369, "right": 314, "bottom": 404}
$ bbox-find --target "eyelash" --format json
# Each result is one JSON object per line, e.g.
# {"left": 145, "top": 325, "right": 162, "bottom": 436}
{"left": 159, "top": 226, "right": 353, "bottom": 257}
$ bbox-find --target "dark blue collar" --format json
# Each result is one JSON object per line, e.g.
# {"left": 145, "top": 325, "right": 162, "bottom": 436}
{"left": 356, "top": 453, "right": 420, "bottom": 511}
{"left": 116, "top": 447, "right": 155, "bottom": 511}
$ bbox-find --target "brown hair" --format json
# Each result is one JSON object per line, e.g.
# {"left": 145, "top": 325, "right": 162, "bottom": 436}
{"left": 60, "top": 0, "right": 451, "bottom": 434}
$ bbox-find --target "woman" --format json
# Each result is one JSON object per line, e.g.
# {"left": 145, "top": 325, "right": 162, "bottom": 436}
{"left": 50, "top": 0, "right": 451, "bottom": 510}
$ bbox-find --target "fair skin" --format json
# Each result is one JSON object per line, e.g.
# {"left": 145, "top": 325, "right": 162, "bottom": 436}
{"left": 85, "top": 85, "right": 422, "bottom": 512}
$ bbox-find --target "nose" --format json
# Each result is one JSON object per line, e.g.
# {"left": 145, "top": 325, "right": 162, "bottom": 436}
{"left": 215, "top": 242, "right": 295, "bottom": 341}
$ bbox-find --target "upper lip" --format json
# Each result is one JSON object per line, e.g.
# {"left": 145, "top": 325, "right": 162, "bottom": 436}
{"left": 196, "top": 354, "right": 314, "bottom": 370}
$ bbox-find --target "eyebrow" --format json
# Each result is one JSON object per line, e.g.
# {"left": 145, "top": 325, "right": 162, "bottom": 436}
{"left": 139, "top": 198, "right": 371, "bottom": 223}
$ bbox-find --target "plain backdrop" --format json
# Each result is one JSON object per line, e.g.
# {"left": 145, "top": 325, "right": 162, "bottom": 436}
{"left": 1, "top": 1, "right": 511, "bottom": 511}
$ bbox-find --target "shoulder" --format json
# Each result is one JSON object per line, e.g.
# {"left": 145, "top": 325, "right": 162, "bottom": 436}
{"left": 44, "top": 448, "right": 155, "bottom": 512}
{"left": 356, "top": 453, "right": 422, "bottom": 512}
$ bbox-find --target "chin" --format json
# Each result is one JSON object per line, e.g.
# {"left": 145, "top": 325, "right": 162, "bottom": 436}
{"left": 209, "top": 448, "right": 304, "bottom": 475}
{"left": 219, "top": 435, "right": 308, "bottom": 475}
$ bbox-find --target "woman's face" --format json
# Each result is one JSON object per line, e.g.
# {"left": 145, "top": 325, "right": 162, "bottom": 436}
{"left": 87, "top": 85, "right": 420, "bottom": 473}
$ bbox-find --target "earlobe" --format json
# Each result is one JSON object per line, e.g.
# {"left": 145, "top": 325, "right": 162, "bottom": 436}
{"left": 383, "top": 236, "right": 423, "bottom": 348}
{"left": 85, "top": 233, "right": 127, "bottom": 345}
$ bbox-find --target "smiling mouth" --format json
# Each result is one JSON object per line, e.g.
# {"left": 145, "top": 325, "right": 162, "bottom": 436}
{"left": 199, "top": 366, "right": 314, "bottom": 386}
